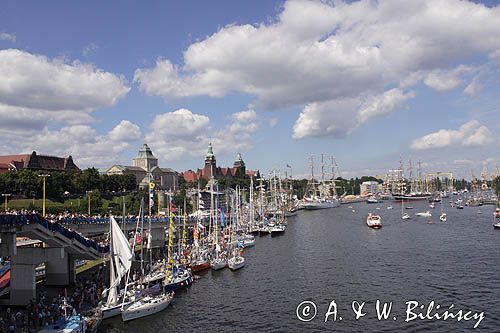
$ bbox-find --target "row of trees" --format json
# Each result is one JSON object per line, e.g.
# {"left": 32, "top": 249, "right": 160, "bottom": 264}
{"left": 0, "top": 168, "right": 137, "bottom": 202}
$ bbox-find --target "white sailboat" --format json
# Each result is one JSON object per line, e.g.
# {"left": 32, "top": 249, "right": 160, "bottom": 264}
{"left": 100, "top": 216, "right": 134, "bottom": 319}
{"left": 228, "top": 188, "right": 245, "bottom": 271}
{"left": 415, "top": 211, "right": 432, "bottom": 217}
{"left": 121, "top": 173, "right": 174, "bottom": 321}
{"left": 121, "top": 293, "right": 174, "bottom": 322}
{"left": 439, "top": 201, "right": 447, "bottom": 222}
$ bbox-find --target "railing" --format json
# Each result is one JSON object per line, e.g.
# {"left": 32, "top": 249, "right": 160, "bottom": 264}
{"left": 0, "top": 214, "right": 109, "bottom": 253}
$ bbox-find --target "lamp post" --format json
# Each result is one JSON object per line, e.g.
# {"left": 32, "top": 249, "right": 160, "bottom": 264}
{"left": 38, "top": 174, "right": 50, "bottom": 217}
{"left": 2, "top": 193, "right": 11, "bottom": 212}
{"left": 86, "top": 191, "right": 92, "bottom": 216}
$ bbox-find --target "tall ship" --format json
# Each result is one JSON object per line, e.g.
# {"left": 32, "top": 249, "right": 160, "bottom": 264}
{"left": 302, "top": 155, "right": 341, "bottom": 210}
{"left": 392, "top": 159, "right": 432, "bottom": 201}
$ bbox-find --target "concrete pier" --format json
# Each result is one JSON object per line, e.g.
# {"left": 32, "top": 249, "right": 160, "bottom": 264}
{"left": 9, "top": 247, "right": 64, "bottom": 305}
{"left": 0, "top": 232, "right": 16, "bottom": 256}
{"left": 45, "top": 252, "right": 76, "bottom": 286}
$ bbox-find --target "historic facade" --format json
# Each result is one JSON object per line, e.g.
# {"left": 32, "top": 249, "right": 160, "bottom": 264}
{"left": 101, "top": 144, "right": 178, "bottom": 190}
{"left": 182, "top": 143, "right": 260, "bottom": 182}
{"left": 0, "top": 151, "right": 80, "bottom": 174}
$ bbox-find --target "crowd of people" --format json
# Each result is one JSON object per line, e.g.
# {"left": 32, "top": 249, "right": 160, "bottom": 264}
{"left": 0, "top": 269, "right": 105, "bottom": 333}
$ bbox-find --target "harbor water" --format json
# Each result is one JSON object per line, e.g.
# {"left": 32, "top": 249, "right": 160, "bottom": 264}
{"left": 103, "top": 200, "right": 499, "bottom": 332}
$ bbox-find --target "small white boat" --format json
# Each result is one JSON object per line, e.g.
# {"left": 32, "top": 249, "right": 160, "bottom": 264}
{"left": 242, "top": 235, "right": 255, "bottom": 247}
{"left": 269, "top": 224, "right": 286, "bottom": 235}
{"left": 228, "top": 256, "right": 245, "bottom": 270}
{"left": 387, "top": 206, "right": 393, "bottom": 210}
{"left": 121, "top": 293, "right": 173, "bottom": 322}
{"left": 429, "top": 203, "right": 435, "bottom": 209}
{"left": 415, "top": 211, "right": 432, "bottom": 218}
{"left": 211, "top": 258, "right": 227, "bottom": 271}
{"left": 402, "top": 213, "right": 410, "bottom": 220}
{"left": 439, "top": 213, "right": 447, "bottom": 222}
{"left": 366, "top": 213, "right": 382, "bottom": 229}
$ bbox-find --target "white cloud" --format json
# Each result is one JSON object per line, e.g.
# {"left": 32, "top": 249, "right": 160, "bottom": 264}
{"left": 463, "top": 77, "right": 482, "bottom": 97}
{"left": 0, "top": 32, "right": 16, "bottom": 42}
{"left": 0, "top": 49, "right": 133, "bottom": 166}
{"left": 269, "top": 117, "right": 278, "bottom": 128}
{"left": 358, "top": 89, "right": 415, "bottom": 123}
{"left": 146, "top": 108, "right": 260, "bottom": 162}
{"left": 1, "top": 121, "right": 143, "bottom": 167}
{"left": 424, "top": 65, "right": 476, "bottom": 92}
{"left": 134, "top": 0, "right": 500, "bottom": 139}
{"left": 108, "top": 120, "right": 142, "bottom": 142}
{"left": 293, "top": 88, "right": 414, "bottom": 139}
{"left": 293, "top": 98, "right": 359, "bottom": 139}
{"left": 82, "top": 43, "right": 99, "bottom": 57}
{"left": 0, "top": 49, "right": 130, "bottom": 112}
{"left": 151, "top": 108, "right": 210, "bottom": 138}
{"left": 410, "top": 120, "right": 493, "bottom": 150}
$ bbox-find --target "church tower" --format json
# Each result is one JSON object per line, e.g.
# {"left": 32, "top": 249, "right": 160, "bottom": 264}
{"left": 133, "top": 143, "right": 158, "bottom": 171}
{"left": 204, "top": 143, "right": 217, "bottom": 179}
{"left": 233, "top": 152, "right": 246, "bottom": 178}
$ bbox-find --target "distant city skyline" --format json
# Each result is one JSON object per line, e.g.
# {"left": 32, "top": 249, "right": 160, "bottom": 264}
{"left": 1, "top": 0, "right": 500, "bottom": 179}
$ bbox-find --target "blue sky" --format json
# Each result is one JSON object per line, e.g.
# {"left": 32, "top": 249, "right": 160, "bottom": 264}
{"left": 1, "top": 0, "right": 500, "bottom": 180}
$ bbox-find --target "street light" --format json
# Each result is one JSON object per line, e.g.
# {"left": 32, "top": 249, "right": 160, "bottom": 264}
{"left": 86, "top": 191, "right": 92, "bottom": 216}
{"left": 1, "top": 193, "right": 12, "bottom": 212}
{"left": 38, "top": 174, "right": 50, "bottom": 217}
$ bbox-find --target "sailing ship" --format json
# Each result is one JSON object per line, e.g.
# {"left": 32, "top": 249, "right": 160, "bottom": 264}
{"left": 164, "top": 195, "right": 194, "bottom": 291}
{"left": 121, "top": 292, "right": 174, "bottom": 322}
{"left": 120, "top": 172, "right": 175, "bottom": 321}
{"left": 392, "top": 159, "right": 432, "bottom": 201}
{"left": 228, "top": 188, "right": 246, "bottom": 271}
{"left": 100, "top": 216, "right": 134, "bottom": 319}
{"left": 302, "top": 155, "right": 341, "bottom": 210}
{"left": 439, "top": 201, "right": 447, "bottom": 222}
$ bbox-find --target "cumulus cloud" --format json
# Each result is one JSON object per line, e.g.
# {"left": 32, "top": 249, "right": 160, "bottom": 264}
{"left": 293, "top": 88, "right": 414, "bottom": 139}
{"left": 134, "top": 0, "right": 500, "bottom": 139}
{"left": 0, "top": 49, "right": 130, "bottom": 112}
{"left": 410, "top": 120, "right": 493, "bottom": 150}
{"left": 463, "top": 77, "right": 482, "bottom": 97}
{"left": 0, "top": 121, "right": 143, "bottom": 167}
{"left": 0, "top": 32, "right": 16, "bottom": 42}
{"left": 146, "top": 108, "right": 260, "bottom": 162}
{"left": 358, "top": 89, "right": 415, "bottom": 123}
{"left": 424, "top": 65, "right": 476, "bottom": 92}
{"left": 0, "top": 49, "right": 134, "bottom": 166}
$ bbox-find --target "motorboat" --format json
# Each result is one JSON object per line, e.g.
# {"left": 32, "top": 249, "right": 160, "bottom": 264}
{"left": 366, "top": 213, "right": 382, "bottom": 229}
{"left": 439, "top": 213, "right": 447, "bottom": 222}
{"left": 402, "top": 213, "right": 411, "bottom": 220}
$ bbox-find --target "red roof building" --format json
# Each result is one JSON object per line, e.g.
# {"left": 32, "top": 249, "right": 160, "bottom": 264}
{"left": 0, "top": 151, "right": 80, "bottom": 172}
{"left": 181, "top": 143, "right": 260, "bottom": 182}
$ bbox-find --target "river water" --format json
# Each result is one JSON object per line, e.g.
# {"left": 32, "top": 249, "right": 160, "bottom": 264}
{"left": 102, "top": 199, "right": 500, "bottom": 332}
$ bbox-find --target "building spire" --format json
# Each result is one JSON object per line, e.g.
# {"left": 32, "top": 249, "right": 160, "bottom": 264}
{"left": 206, "top": 142, "right": 214, "bottom": 159}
